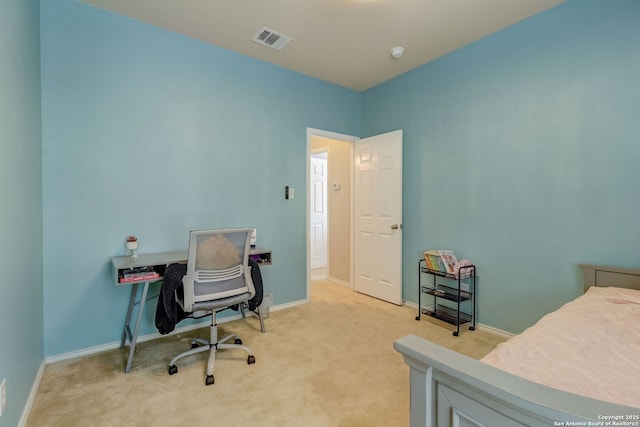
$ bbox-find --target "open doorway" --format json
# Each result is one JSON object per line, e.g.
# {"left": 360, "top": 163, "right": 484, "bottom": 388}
{"left": 307, "top": 128, "right": 358, "bottom": 295}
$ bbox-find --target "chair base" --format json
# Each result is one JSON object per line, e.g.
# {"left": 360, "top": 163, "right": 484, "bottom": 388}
{"left": 168, "top": 312, "right": 255, "bottom": 385}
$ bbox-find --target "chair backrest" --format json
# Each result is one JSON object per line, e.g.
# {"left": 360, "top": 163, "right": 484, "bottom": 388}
{"left": 181, "top": 228, "right": 255, "bottom": 312}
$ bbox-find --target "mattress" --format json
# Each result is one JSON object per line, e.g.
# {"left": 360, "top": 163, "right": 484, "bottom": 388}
{"left": 481, "top": 286, "right": 640, "bottom": 408}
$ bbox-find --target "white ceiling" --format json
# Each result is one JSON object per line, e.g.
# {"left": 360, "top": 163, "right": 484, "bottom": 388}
{"left": 80, "top": 0, "right": 565, "bottom": 91}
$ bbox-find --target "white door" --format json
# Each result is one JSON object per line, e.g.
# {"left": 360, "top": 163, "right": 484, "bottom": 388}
{"left": 310, "top": 154, "right": 328, "bottom": 269}
{"left": 354, "top": 130, "right": 403, "bottom": 305}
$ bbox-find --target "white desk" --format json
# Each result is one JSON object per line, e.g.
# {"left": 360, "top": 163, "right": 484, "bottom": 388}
{"left": 111, "top": 248, "right": 271, "bottom": 373}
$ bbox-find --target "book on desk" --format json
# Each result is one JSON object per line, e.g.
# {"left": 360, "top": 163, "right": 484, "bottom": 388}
{"left": 112, "top": 248, "right": 271, "bottom": 286}
{"left": 119, "top": 266, "right": 161, "bottom": 283}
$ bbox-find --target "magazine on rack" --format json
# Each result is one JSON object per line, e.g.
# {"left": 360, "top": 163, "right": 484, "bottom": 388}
{"left": 423, "top": 250, "right": 446, "bottom": 273}
{"left": 439, "top": 250, "right": 458, "bottom": 275}
{"left": 423, "top": 249, "right": 459, "bottom": 275}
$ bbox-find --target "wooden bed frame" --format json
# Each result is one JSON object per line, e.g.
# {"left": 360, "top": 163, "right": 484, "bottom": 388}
{"left": 394, "top": 264, "right": 640, "bottom": 426}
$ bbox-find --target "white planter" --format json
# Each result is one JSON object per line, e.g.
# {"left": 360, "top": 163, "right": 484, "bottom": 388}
{"left": 126, "top": 241, "right": 138, "bottom": 250}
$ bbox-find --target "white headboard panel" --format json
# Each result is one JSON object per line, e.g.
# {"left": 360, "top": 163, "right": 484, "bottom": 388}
{"left": 579, "top": 264, "right": 640, "bottom": 292}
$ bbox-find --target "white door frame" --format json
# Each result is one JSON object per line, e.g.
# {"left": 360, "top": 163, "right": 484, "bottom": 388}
{"left": 306, "top": 128, "right": 358, "bottom": 299}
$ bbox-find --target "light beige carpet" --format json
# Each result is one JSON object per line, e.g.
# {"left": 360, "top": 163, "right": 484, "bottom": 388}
{"left": 27, "top": 280, "right": 505, "bottom": 427}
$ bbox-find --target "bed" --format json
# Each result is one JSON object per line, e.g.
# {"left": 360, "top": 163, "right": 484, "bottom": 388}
{"left": 394, "top": 264, "right": 640, "bottom": 426}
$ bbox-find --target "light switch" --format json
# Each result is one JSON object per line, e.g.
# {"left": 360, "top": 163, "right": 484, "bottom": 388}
{"left": 285, "top": 186, "right": 295, "bottom": 200}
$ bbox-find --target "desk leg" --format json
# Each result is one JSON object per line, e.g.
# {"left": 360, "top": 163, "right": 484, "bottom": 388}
{"left": 256, "top": 309, "right": 266, "bottom": 333}
{"left": 123, "top": 281, "right": 150, "bottom": 374}
{"left": 240, "top": 303, "right": 266, "bottom": 333}
{"left": 120, "top": 283, "right": 139, "bottom": 349}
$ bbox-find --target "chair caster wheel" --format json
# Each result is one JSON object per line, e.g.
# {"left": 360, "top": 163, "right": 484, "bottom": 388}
{"left": 205, "top": 375, "right": 215, "bottom": 386}
{"left": 247, "top": 355, "right": 256, "bottom": 364}
{"left": 415, "top": 316, "right": 420, "bottom": 321}
{"left": 191, "top": 342, "right": 199, "bottom": 349}
{"left": 453, "top": 331, "right": 459, "bottom": 337}
{"left": 234, "top": 338, "right": 243, "bottom": 345}
{"left": 168, "top": 365, "right": 178, "bottom": 375}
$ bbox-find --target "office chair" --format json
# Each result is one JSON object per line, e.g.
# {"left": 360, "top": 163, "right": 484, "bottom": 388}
{"left": 168, "top": 228, "right": 256, "bottom": 385}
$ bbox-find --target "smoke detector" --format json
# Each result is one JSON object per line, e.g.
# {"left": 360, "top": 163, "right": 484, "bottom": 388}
{"left": 390, "top": 47, "right": 405, "bottom": 59}
{"left": 253, "top": 27, "right": 292, "bottom": 51}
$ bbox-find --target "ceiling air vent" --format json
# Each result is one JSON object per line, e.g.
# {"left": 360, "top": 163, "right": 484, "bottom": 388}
{"left": 253, "top": 27, "right": 292, "bottom": 51}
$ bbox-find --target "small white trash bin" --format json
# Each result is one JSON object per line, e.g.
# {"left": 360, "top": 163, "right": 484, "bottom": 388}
{"left": 259, "top": 293, "right": 273, "bottom": 319}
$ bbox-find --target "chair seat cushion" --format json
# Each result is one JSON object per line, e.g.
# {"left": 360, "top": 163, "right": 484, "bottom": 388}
{"left": 190, "top": 292, "right": 251, "bottom": 312}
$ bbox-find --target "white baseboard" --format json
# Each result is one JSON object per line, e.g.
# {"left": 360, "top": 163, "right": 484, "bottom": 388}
{"left": 25, "top": 300, "right": 296, "bottom": 425}
{"left": 44, "top": 299, "right": 509, "bottom": 365}
{"left": 327, "top": 277, "right": 350, "bottom": 287}
{"left": 403, "top": 300, "right": 513, "bottom": 339}
{"left": 18, "top": 360, "right": 45, "bottom": 427}
{"left": 45, "top": 319, "right": 214, "bottom": 365}
{"left": 44, "top": 299, "right": 307, "bottom": 365}
{"left": 31, "top": 299, "right": 307, "bottom": 423}
{"left": 476, "top": 323, "right": 514, "bottom": 339}
{"left": 403, "top": 300, "right": 417, "bottom": 309}
{"left": 27, "top": 296, "right": 506, "bottom": 425}
{"left": 268, "top": 298, "right": 308, "bottom": 312}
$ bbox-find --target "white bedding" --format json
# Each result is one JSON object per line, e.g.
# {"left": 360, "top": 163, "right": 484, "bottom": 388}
{"left": 481, "top": 286, "right": 640, "bottom": 408}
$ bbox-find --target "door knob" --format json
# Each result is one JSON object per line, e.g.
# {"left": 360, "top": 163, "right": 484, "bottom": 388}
{"left": 391, "top": 224, "right": 402, "bottom": 230}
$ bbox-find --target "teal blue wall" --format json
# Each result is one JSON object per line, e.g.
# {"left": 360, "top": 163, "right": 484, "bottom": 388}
{"left": 0, "top": 0, "right": 43, "bottom": 425}
{"left": 363, "top": 0, "right": 640, "bottom": 333}
{"left": 6, "top": 0, "right": 640, "bottom": 419}
{"left": 40, "top": 0, "right": 361, "bottom": 356}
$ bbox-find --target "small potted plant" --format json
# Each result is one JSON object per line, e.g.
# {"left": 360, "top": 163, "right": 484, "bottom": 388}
{"left": 126, "top": 235, "right": 139, "bottom": 258}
